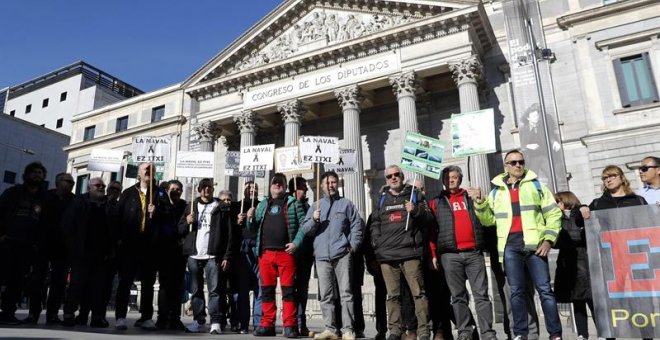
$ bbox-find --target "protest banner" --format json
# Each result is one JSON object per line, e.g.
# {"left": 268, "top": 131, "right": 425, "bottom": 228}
{"left": 586, "top": 206, "right": 660, "bottom": 338}
{"left": 175, "top": 151, "right": 215, "bottom": 178}
{"left": 324, "top": 148, "right": 356, "bottom": 174}
{"left": 298, "top": 136, "right": 340, "bottom": 164}
{"left": 88, "top": 149, "right": 123, "bottom": 172}
{"left": 132, "top": 136, "right": 171, "bottom": 162}
{"left": 275, "top": 146, "right": 312, "bottom": 173}
{"left": 225, "top": 150, "right": 266, "bottom": 178}
{"left": 239, "top": 144, "right": 275, "bottom": 172}
{"left": 451, "top": 108, "right": 496, "bottom": 158}
{"left": 400, "top": 132, "right": 444, "bottom": 179}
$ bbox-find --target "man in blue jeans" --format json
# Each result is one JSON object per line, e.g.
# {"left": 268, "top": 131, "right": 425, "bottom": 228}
{"left": 474, "top": 150, "right": 562, "bottom": 340}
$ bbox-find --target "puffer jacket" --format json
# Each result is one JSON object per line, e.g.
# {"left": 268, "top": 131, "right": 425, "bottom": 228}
{"left": 474, "top": 169, "right": 561, "bottom": 263}
{"left": 246, "top": 194, "right": 305, "bottom": 257}
{"left": 428, "top": 189, "right": 486, "bottom": 253}
{"left": 369, "top": 184, "right": 429, "bottom": 262}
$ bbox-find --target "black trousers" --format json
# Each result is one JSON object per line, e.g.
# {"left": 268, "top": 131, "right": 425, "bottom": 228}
{"left": 64, "top": 258, "right": 110, "bottom": 320}
{"left": 155, "top": 244, "right": 186, "bottom": 321}
{"left": 425, "top": 264, "right": 455, "bottom": 339}
{"left": 115, "top": 245, "right": 156, "bottom": 320}
{"left": 26, "top": 251, "right": 68, "bottom": 319}
{"left": 0, "top": 244, "right": 35, "bottom": 316}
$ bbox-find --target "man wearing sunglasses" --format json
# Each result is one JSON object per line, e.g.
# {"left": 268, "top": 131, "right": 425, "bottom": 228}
{"left": 636, "top": 156, "right": 660, "bottom": 206}
{"left": 246, "top": 173, "right": 306, "bottom": 338}
{"left": 369, "top": 165, "right": 431, "bottom": 340}
{"left": 473, "top": 150, "right": 562, "bottom": 340}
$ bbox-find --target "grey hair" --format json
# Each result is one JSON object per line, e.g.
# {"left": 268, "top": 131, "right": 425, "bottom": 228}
{"left": 218, "top": 190, "right": 233, "bottom": 199}
{"left": 385, "top": 165, "right": 404, "bottom": 180}
{"left": 87, "top": 177, "right": 104, "bottom": 189}
{"left": 442, "top": 165, "right": 463, "bottom": 182}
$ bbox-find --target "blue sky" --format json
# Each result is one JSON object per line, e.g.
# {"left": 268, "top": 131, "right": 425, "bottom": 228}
{"left": 0, "top": 0, "right": 283, "bottom": 92}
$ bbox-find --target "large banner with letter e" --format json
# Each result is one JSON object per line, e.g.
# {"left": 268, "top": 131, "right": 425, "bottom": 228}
{"left": 239, "top": 144, "right": 275, "bottom": 172}
{"left": 175, "top": 151, "right": 214, "bottom": 178}
{"left": 299, "top": 136, "right": 340, "bottom": 164}
{"left": 275, "top": 146, "right": 312, "bottom": 174}
{"left": 324, "top": 148, "right": 356, "bottom": 174}
{"left": 400, "top": 132, "right": 444, "bottom": 179}
{"left": 586, "top": 206, "right": 660, "bottom": 338}
{"left": 132, "top": 136, "right": 171, "bottom": 163}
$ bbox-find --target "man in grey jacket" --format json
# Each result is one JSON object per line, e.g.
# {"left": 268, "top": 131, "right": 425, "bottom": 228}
{"left": 302, "top": 171, "right": 363, "bottom": 340}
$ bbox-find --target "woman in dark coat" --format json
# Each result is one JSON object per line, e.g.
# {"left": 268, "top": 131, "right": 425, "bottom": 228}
{"left": 553, "top": 191, "right": 591, "bottom": 340}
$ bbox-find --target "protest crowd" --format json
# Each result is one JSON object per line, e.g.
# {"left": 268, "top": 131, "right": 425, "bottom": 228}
{"left": 0, "top": 150, "right": 658, "bottom": 340}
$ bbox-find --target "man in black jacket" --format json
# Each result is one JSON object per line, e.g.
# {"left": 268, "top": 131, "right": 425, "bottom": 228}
{"left": 427, "top": 166, "right": 497, "bottom": 340}
{"left": 61, "top": 177, "right": 114, "bottom": 327}
{"left": 369, "top": 165, "right": 431, "bottom": 340}
{"left": 113, "top": 162, "right": 158, "bottom": 330}
{"left": 154, "top": 179, "right": 187, "bottom": 330}
{"left": 178, "top": 178, "right": 234, "bottom": 334}
{"left": 23, "top": 172, "right": 75, "bottom": 325}
{"left": 0, "top": 162, "right": 48, "bottom": 325}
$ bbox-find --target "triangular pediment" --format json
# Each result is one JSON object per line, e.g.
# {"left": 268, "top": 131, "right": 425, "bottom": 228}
{"left": 184, "top": 0, "right": 476, "bottom": 89}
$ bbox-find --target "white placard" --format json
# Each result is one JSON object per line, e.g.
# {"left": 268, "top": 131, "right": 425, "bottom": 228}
{"left": 244, "top": 52, "right": 400, "bottom": 108}
{"left": 275, "top": 146, "right": 313, "bottom": 173}
{"left": 176, "top": 151, "right": 215, "bottom": 178}
{"left": 299, "top": 136, "right": 340, "bottom": 164}
{"left": 451, "top": 108, "right": 496, "bottom": 158}
{"left": 324, "top": 148, "right": 356, "bottom": 174}
{"left": 132, "top": 136, "right": 171, "bottom": 162}
{"left": 239, "top": 144, "right": 275, "bottom": 171}
{"left": 88, "top": 149, "right": 124, "bottom": 172}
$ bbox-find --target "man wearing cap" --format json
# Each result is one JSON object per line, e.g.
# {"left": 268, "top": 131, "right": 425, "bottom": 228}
{"left": 245, "top": 173, "right": 306, "bottom": 338}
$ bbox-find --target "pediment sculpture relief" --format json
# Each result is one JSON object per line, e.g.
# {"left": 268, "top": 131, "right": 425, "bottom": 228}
{"left": 228, "top": 9, "right": 417, "bottom": 75}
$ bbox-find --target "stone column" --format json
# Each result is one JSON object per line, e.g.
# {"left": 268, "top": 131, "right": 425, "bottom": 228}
{"left": 193, "top": 121, "right": 222, "bottom": 152}
{"left": 449, "top": 55, "right": 491, "bottom": 191}
{"left": 233, "top": 110, "right": 257, "bottom": 148}
{"left": 335, "top": 85, "right": 366, "bottom": 218}
{"left": 390, "top": 71, "right": 419, "bottom": 182}
{"left": 277, "top": 100, "right": 303, "bottom": 146}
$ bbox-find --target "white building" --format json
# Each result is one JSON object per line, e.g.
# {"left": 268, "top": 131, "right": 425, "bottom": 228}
{"left": 3, "top": 61, "right": 143, "bottom": 135}
{"left": 0, "top": 114, "right": 69, "bottom": 193}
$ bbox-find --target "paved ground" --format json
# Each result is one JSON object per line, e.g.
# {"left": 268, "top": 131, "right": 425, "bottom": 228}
{"left": 0, "top": 309, "right": 603, "bottom": 340}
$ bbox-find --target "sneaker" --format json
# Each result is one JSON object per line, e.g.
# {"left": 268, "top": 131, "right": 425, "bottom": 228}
{"left": 285, "top": 326, "right": 300, "bottom": 338}
{"left": 550, "top": 337, "right": 562, "bottom": 340}
{"left": 254, "top": 326, "right": 276, "bottom": 336}
{"left": 22, "top": 315, "right": 39, "bottom": 325}
{"left": 89, "top": 318, "right": 109, "bottom": 328}
{"left": 140, "top": 319, "right": 157, "bottom": 330}
{"left": 115, "top": 318, "right": 128, "bottom": 330}
{"left": 0, "top": 312, "right": 21, "bottom": 326}
{"left": 576, "top": 336, "right": 587, "bottom": 340}
{"left": 186, "top": 320, "right": 203, "bottom": 333}
{"left": 300, "top": 327, "right": 312, "bottom": 338}
{"left": 343, "top": 331, "right": 356, "bottom": 340}
{"left": 315, "top": 329, "right": 340, "bottom": 340}
{"left": 210, "top": 323, "right": 222, "bottom": 334}
{"left": 240, "top": 329, "right": 249, "bottom": 334}
{"left": 513, "top": 336, "right": 527, "bottom": 340}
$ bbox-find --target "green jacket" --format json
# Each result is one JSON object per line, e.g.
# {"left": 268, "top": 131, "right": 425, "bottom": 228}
{"left": 246, "top": 194, "right": 306, "bottom": 257}
{"left": 474, "top": 169, "right": 561, "bottom": 263}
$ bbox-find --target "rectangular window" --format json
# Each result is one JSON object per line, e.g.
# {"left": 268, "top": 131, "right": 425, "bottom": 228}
{"left": 3, "top": 171, "right": 16, "bottom": 184}
{"left": 42, "top": 98, "right": 49, "bottom": 108}
{"left": 9, "top": 110, "right": 15, "bottom": 116}
{"left": 56, "top": 118, "right": 63, "bottom": 128}
{"left": 613, "top": 52, "right": 660, "bottom": 108}
{"left": 60, "top": 92, "right": 67, "bottom": 101}
{"left": 116, "top": 116, "right": 129, "bottom": 132}
{"left": 83, "top": 125, "right": 95, "bottom": 141}
{"left": 151, "top": 105, "right": 165, "bottom": 122}
{"left": 75, "top": 174, "right": 89, "bottom": 194}
{"left": 25, "top": 104, "right": 31, "bottom": 114}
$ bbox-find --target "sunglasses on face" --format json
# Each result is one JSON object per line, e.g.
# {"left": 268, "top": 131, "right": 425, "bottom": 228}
{"left": 601, "top": 174, "right": 618, "bottom": 182}
{"left": 505, "top": 160, "right": 525, "bottom": 166}
{"left": 639, "top": 165, "right": 660, "bottom": 172}
{"left": 386, "top": 172, "right": 401, "bottom": 180}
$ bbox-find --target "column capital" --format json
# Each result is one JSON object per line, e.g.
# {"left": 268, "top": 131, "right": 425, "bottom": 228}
{"left": 277, "top": 100, "right": 303, "bottom": 124}
{"left": 389, "top": 71, "right": 418, "bottom": 100}
{"left": 334, "top": 85, "right": 364, "bottom": 111}
{"left": 233, "top": 110, "right": 257, "bottom": 134}
{"left": 193, "top": 121, "right": 223, "bottom": 142}
{"left": 449, "top": 56, "right": 483, "bottom": 86}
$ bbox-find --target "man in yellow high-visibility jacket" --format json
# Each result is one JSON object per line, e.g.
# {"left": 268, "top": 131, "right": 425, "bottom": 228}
{"left": 471, "top": 150, "right": 562, "bottom": 340}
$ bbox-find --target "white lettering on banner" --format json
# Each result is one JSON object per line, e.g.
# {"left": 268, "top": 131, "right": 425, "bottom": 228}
{"left": 244, "top": 52, "right": 400, "bottom": 108}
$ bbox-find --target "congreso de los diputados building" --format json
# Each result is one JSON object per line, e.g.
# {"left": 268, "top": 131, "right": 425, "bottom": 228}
{"left": 64, "top": 0, "right": 660, "bottom": 219}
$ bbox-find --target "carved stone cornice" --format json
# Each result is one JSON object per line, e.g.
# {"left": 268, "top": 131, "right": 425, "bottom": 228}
{"left": 186, "top": 5, "right": 494, "bottom": 102}
{"left": 233, "top": 110, "right": 257, "bottom": 134}
{"left": 389, "top": 71, "right": 418, "bottom": 100}
{"left": 193, "top": 121, "right": 223, "bottom": 142}
{"left": 335, "top": 85, "right": 364, "bottom": 111}
{"left": 277, "top": 100, "right": 304, "bottom": 124}
{"left": 449, "top": 56, "right": 483, "bottom": 86}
